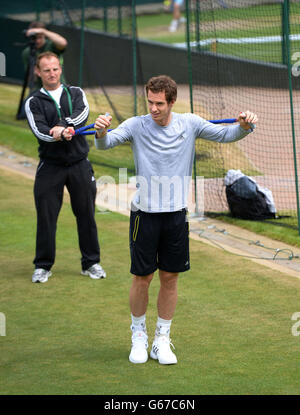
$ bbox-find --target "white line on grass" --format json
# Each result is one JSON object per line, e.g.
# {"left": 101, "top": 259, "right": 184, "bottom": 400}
{"left": 174, "top": 34, "right": 300, "bottom": 49}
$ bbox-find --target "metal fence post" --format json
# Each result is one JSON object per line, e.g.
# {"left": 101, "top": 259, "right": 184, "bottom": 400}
{"left": 284, "top": 0, "right": 300, "bottom": 234}
{"left": 35, "top": 0, "right": 40, "bottom": 21}
{"left": 117, "top": 0, "right": 122, "bottom": 36}
{"left": 185, "top": 0, "right": 200, "bottom": 215}
{"left": 132, "top": 0, "right": 137, "bottom": 116}
{"left": 195, "top": 0, "right": 201, "bottom": 52}
{"left": 103, "top": 0, "right": 108, "bottom": 32}
{"left": 78, "top": 0, "right": 85, "bottom": 88}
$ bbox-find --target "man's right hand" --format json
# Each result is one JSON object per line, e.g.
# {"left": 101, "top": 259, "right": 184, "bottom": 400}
{"left": 94, "top": 113, "right": 112, "bottom": 138}
{"left": 49, "top": 126, "right": 74, "bottom": 141}
{"left": 26, "top": 28, "right": 45, "bottom": 37}
{"left": 50, "top": 126, "right": 65, "bottom": 141}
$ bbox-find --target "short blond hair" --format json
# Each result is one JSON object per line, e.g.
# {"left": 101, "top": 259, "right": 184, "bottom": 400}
{"left": 36, "top": 51, "right": 60, "bottom": 69}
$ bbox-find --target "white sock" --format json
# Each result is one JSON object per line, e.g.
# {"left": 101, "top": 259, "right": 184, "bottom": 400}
{"left": 131, "top": 313, "right": 147, "bottom": 333}
{"left": 155, "top": 316, "right": 172, "bottom": 337}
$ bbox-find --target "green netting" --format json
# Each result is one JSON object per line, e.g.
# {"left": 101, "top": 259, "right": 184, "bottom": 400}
{"left": 1, "top": 0, "right": 300, "bottom": 230}
{"left": 186, "top": 0, "right": 300, "bottom": 228}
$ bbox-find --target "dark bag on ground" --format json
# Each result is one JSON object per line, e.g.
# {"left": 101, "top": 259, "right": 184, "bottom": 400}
{"left": 225, "top": 175, "right": 276, "bottom": 220}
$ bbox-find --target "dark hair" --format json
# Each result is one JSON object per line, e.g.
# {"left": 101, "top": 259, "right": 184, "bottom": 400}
{"left": 36, "top": 51, "right": 60, "bottom": 69}
{"left": 28, "top": 21, "right": 46, "bottom": 29}
{"left": 145, "top": 75, "right": 177, "bottom": 103}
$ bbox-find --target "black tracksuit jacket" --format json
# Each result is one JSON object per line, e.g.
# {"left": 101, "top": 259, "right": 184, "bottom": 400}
{"left": 25, "top": 85, "right": 90, "bottom": 165}
{"left": 25, "top": 85, "right": 100, "bottom": 271}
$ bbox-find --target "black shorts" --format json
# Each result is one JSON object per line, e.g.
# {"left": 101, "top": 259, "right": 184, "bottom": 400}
{"left": 129, "top": 209, "right": 190, "bottom": 276}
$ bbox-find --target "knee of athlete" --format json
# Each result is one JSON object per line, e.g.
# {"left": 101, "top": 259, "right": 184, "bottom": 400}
{"left": 160, "top": 272, "right": 178, "bottom": 290}
{"left": 134, "top": 274, "right": 153, "bottom": 287}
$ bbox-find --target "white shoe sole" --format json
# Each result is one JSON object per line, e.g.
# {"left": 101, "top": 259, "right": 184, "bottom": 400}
{"left": 32, "top": 271, "right": 52, "bottom": 283}
{"left": 81, "top": 270, "right": 106, "bottom": 279}
{"left": 150, "top": 349, "right": 177, "bottom": 365}
{"left": 129, "top": 353, "right": 148, "bottom": 364}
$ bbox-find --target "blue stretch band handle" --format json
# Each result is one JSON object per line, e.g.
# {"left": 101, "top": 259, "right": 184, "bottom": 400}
{"left": 210, "top": 118, "right": 237, "bottom": 124}
{"left": 79, "top": 129, "right": 113, "bottom": 135}
{"left": 74, "top": 117, "right": 237, "bottom": 136}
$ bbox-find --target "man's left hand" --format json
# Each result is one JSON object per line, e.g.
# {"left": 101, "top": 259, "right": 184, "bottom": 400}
{"left": 238, "top": 111, "right": 258, "bottom": 130}
{"left": 63, "top": 127, "right": 75, "bottom": 141}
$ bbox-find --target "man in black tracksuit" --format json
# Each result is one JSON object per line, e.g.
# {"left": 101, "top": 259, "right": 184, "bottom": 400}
{"left": 25, "top": 51, "right": 106, "bottom": 283}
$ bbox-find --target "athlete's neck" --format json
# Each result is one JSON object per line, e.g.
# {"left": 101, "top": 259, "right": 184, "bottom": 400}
{"left": 43, "top": 83, "right": 62, "bottom": 92}
{"left": 155, "top": 112, "right": 173, "bottom": 127}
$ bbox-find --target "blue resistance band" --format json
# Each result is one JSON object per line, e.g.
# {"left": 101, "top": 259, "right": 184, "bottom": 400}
{"left": 73, "top": 117, "right": 237, "bottom": 136}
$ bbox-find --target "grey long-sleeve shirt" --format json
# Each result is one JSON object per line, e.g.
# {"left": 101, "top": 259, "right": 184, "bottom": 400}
{"left": 95, "top": 112, "right": 253, "bottom": 213}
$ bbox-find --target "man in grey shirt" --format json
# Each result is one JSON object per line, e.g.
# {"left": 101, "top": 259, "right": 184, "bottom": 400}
{"left": 94, "top": 75, "right": 258, "bottom": 365}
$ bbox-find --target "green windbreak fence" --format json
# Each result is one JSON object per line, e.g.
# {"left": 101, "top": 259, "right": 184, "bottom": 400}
{"left": 0, "top": 0, "right": 158, "bottom": 121}
{"left": 1, "top": 0, "right": 300, "bottom": 231}
{"left": 0, "top": 0, "right": 162, "bottom": 16}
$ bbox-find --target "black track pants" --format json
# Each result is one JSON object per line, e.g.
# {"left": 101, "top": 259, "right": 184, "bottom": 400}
{"left": 33, "top": 159, "right": 100, "bottom": 271}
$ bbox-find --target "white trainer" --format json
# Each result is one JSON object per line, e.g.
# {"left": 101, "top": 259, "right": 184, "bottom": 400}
{"left": 81, "top": 264, "right": 106, "bottom": 279}
{"left": 32, "top": 268, "right": 52, "bottom": 283}
{"left": 129, "top": 330, "right": 148, "bottom": 364}
{"left": 150, "top": 335, "right": 177, "bottom": 365}
{"left": 169, "top": 19, "right": 179, "bottom": 32}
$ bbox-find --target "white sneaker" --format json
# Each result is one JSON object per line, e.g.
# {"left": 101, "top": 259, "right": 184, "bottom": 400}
{"left": 169, "top": 19, "right": 179, "bottom": 32}
{"left": 81, "top": 263, "right": 106, "bottom": 279}
{"left": 129, "top": 330, "right": 148, "bottom": 364}
{"left": 32, "top": 268, "right": 52, "bottom": 283}
{"left": 150, "top": 335, "right": 177, "bottom": 365}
